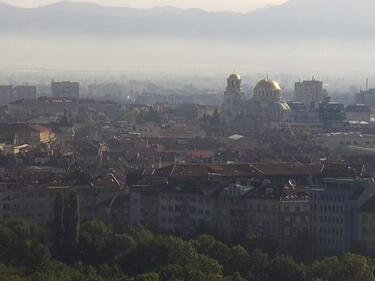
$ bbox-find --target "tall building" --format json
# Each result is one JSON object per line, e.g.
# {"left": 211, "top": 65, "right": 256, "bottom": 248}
{"left": 0, "top": 85, "right": 12, "bottom": 106}
{"left": 51, "top": 81, "right": 80, "bottom": 99}
{"left": 222, "top": 73, "right": 244, "bottom": 122}
{"left": 11, "top": 86, "right": 37, "bottom": 102}
{"left": 308, "top": 178, "right": 375, "bottom": 255}
{"left": 355, "top": 88, "right": 375, "bottom": 108}
{"left": 295, "top": 79, "right": 326, "bottom": 109}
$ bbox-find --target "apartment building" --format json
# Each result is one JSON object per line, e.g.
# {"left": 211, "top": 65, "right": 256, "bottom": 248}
{"left": 308, "top": 178, "right": 375, "bottom": 255}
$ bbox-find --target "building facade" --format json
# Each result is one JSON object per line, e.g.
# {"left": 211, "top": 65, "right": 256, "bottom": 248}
{"left": 222, "top": 74, "right": 245, "bottom": 122}
{"left": 52, "top": 81, "right": 80, "bottom": 99}
{"left": 295, "top": 79, "right": 326, "bottom": 109}
{"left": 308, "top": 178, "right": 375, "bottom": 255}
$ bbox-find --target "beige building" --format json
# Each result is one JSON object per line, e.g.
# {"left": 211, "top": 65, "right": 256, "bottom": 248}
{"left": 295, "top": 79, "right": 326, "bottom": 108}
{"left": 246, "top": 182, "right": 309, "bottom": 245}
{"left": 0, "top": 123, "right": 55, "bottom": 148}
{"left": 0, "top": 185, "right": 124, "bottom": 225}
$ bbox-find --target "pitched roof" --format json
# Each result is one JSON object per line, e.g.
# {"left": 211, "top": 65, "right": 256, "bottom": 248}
{"left": 252, "top": 163, "right": 323, "bottom": 175}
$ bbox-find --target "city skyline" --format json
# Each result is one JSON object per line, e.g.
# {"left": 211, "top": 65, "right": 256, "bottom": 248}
{"left": 0, "top": 0, "right": 287, "bottom": 12}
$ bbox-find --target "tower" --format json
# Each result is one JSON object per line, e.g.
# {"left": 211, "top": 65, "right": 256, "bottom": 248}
{"left": 223, "top": 73, "right": 244, "bottom": 122}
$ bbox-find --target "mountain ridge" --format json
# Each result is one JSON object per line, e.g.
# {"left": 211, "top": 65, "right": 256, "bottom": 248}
{"left": 0, "top": 0, "right": 374, "bottom": 41}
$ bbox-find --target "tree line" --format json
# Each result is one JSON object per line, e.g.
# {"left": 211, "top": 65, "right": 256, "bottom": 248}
{"left": 0, "top": 191, "right": 373, "bottom": 281}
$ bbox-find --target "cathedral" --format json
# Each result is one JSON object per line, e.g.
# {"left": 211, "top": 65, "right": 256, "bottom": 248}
{"left": 222, "top": 73, "right": 291, "bottom": 125}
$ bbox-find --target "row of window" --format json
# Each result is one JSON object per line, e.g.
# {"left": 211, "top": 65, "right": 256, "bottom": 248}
{"left": 310, "top": 193, "right": 348, "bottom": 201}
{"left": 319, "top": 238, "right": 343, "bottom": 249}
{"left": 339, "top": 140, "right": 375, "bottom": 146}
{"left": 160, "top": 205, "right": 210, "bottom": 216}
{"left": 160, "top": 195, "right": 211, "bottom": 205}
{"left": 312, "top": 204, "right": 345, "bottom": 213}
{"left": 318, "top": 226, "right": 344, "bottom": 236}
{"left": 310, "top": 215, "right": 344, "bottom": 225}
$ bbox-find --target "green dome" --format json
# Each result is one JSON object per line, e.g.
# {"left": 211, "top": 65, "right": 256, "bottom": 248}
{"left": 243, "top": 99, "right": 262, "bottom": 114}
{"left": 267, "top": 101, "right": 291, "bottom": 113}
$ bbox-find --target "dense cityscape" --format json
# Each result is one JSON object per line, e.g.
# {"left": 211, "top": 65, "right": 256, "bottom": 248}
{"left": 0, "top": 71, "right": 374, "bottom": 280}
{"left": 1, "top": 0, "right": 375, "bottom": 280}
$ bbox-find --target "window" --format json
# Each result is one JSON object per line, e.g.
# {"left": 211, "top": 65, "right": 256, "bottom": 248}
{"left": 362, "top": 227, "right": 368, "bottom": 236}
{"left": 362, "top": 215, "right": 368, "bottom": 224}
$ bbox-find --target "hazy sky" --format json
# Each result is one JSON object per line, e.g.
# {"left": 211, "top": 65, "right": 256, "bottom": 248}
{"left": 1, "top": 0, "right": 287, "bottom": 12}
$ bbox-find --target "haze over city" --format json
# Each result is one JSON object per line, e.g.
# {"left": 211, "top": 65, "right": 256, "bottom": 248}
{"left": 2, "top": 0, "right": 375, "bottom": 280}
{"left": 0, "top": 0, "right": 375, "bottom": 82}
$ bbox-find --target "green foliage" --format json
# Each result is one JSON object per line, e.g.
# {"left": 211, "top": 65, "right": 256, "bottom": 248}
{"left": 0, "top": 264, "right": 24, "bottom": 281}
{"left": 0, "top": 219, "right": 50, "bottom": 268}
{"left": 1, "top": 219, "right": 375, "bottom": 281}
{"left": 53, "top": 191, "right": 80, "bottom": 262}
{"left": 52, "top": 192, "right": 64, "bottom": 258}
{"left": 308, "top": 253, "right": 375, "bottom": 281}
{"left": 135, "top": 272, "right": 160, "bottom": 281}
{"left": 266, "top": 255, "right": 306, "bottom": 281}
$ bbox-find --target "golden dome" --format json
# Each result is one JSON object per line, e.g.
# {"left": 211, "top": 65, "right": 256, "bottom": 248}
{"left": 253, "top": 78, "right": 282, "bottom": 99}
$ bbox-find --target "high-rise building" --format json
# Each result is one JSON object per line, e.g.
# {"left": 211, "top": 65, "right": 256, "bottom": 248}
{"left": 0, "top": 85, "right": 12, "bottom": 106}
{"left": 355, "top": 88, "right": 375, "bottom": 108}
{"left": 11, "top": 86, "right": 37, "bottom": 102}
{"left": 295, "top": 79, "right": 326, "bottom": 109}
{"left": 51, "top": 81, "right": 80, "bottom": 99}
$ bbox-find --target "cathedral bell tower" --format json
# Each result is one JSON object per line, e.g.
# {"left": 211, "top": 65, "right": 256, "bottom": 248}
{"left": 222, "top": 73, "right": 244, "bottom": 122}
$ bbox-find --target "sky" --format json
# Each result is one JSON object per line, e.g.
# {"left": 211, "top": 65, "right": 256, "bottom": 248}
{"left": 1, "top": 0, "right": 287, "bottom": 12}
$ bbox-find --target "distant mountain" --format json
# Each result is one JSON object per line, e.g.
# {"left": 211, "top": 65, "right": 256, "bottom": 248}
{"left": 0, "top": 0, "right": 374, "bottom": 41}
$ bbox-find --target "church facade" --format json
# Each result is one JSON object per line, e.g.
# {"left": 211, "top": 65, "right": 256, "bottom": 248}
{"left": 222, "top": 73, "right": 291, "bottom": 126}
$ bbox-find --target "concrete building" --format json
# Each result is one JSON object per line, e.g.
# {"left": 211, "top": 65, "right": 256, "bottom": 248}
{"left": 345, "top": 104, "right": 371, "bottom": 122}
{"left": 315, "top": 132, "right": 375, "bottom": 151}
{"left": 52, "top": 81, "right": 80, "bottom": 99}
{"left": 0, "top": 185, "right": 124, "bottom": 225}
{"left": 295, "top": 79, "right": 326, "bottom": 109}
{"left": 158, "top": 187, "right": 215, "bottom": 236}
{"left": 319, "top": 99, "right": 346, "bottom": 130}
{"left": 8, "top": 97, "right": 79, "bottom": 119}
{"left": 357, "top": 195, "right": 375, "bottom": 256}
{"left": 214, "top": 184, "right": 250, "bottom": 240}
{"left": 0, "top": 85, "right": 12, "bottom": 106}
{"left": 308, "top": 178, "right": 375, "bottom": 255}
{"left": 246, "top": 182, "right": 309, "bottom": 245}
{"left": 11, "top": 86, "right": 37, "bottom": 102}
{"left": 129, "top": 186, "right": 160, "bottom": 230}
{"left": 355, "top": 88, "right": 375, "bottom": 108}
